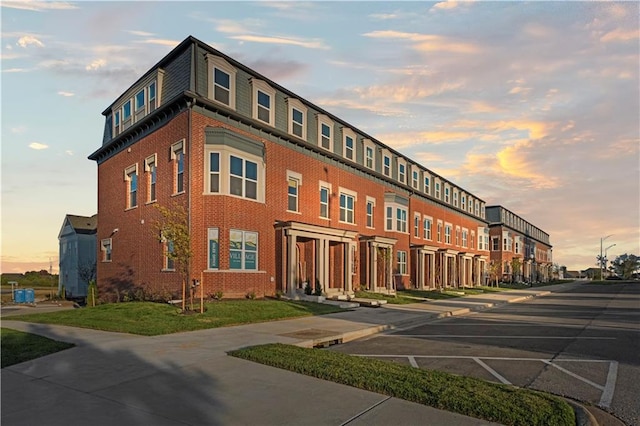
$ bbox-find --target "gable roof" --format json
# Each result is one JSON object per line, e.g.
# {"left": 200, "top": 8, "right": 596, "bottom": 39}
{"left": 62, "top": 214, "right": 98, "bottom": 236}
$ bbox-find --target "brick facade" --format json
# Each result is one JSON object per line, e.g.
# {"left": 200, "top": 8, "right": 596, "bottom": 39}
{"left": 91, "top": 36, "right": 550, "bottom": 301}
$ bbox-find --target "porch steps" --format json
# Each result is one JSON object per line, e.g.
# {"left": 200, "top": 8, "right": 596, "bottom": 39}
{"left": 322, "top": 300, "right": 359, "bottom": 309}
{"left": 350, "top": 298, "right": 387, "bottom": 307}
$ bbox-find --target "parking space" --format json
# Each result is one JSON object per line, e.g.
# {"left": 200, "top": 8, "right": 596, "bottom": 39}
{"left": 331, "top": 283, "right": 640, "bottom": 424}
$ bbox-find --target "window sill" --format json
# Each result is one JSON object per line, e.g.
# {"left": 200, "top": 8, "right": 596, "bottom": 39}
{"left": 101, "top": 260, "right": 112, "bottom": 263}
{"left": 338, "top": 221, "right": 356, "bottom": 226}
{"left": 125, "top": 205, "right": 138, "bottom": 211}
{"left": 161, "top": 268, "right": 176, "bottom": 272}
{"left": 319, "top": 216, "right": 331, "bottom": 221}
{"left": 171, "top": 191, "right": 186, "bottom": 197}
{"left": 286, "top": 210, "right": 302, "bottom": 215}
{"left": 146, "top": 200, "right": 157, "bottom": 205}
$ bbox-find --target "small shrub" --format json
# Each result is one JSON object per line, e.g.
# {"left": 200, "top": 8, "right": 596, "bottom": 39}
{"left": 275, "top": 290, "right": 284, "bottom": 299}
{"left": 214, "top": 291, "right": 224, "bottom": 300}
{"left": 314, "top": 279, "right": 322, "bottom": 296}
{"left": 246, "top": 291, "right": 256, "bottom": 300}
{"left": 304, "top": 282, "right": 312, "bottom": 295}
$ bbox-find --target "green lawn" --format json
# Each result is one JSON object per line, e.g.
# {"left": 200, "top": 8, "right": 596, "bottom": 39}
{"left": 229, "top": 343, "right": 574, "bottom": 426}
{"left": 4, "top": 300, "right": 344, "bottom": 336}
{"left": 1, "top": 328, "right": 74, "bottom": 368}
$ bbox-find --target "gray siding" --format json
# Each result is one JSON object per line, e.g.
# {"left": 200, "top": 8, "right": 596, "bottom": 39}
{"left": 161, "top": 46, "right": 192, "bottom": 105}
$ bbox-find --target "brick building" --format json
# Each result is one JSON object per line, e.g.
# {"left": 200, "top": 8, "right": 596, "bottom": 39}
{"left": 89, "top": 36, "right": 493, "bottom": 300}
{"left": 485, "top": 205, "right": 552, "bottom": 283}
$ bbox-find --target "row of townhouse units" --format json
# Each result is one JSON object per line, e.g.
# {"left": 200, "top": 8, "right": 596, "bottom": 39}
{"left": 486, "top": 206, "right": 553, "bottom": 283}
{"left": 89, "top": 36, "right": 539, "bottom": 300}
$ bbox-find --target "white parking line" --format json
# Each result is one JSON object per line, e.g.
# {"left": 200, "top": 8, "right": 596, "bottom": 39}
{"left": 473, "top": 357, "right": 511, "bottom": 385}
{"left": 599, "top": 361, "right": 618, "bottom": 408}
{"left": 543, "top": 360, "right": 604, "bottom": 390}
{"left": 356, "top": 354, "right": 617, "bottom": 407}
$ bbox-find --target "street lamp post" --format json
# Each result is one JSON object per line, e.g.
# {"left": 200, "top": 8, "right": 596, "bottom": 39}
{"left": 600, "top": 235, "right": 613, "bottom": 280}
{"left": 604, "top": 243, "right": 616, "bottom": 278}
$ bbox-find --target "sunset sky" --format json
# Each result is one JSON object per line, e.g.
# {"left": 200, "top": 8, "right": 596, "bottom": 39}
{"left": 1, "top": 1, "right": 638, "bottom": 274}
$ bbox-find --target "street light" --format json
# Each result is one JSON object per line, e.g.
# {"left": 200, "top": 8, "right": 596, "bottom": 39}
{"left": 604, "top": 243, "right": 616, "bottom": 278}
{"left": 600, "top": 235, "right": 613, "bottom": 280}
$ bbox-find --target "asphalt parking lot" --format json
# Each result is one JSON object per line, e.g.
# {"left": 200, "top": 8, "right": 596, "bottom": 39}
{"left": 331, "top": 282, "right": 639, "bottom": 426}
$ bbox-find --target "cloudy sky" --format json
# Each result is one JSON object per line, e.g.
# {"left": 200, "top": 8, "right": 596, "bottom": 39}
{"left": 1, "top": 1, "right": 638, "bottom": 274}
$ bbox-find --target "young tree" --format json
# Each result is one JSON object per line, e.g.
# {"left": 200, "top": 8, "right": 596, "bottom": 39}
{"left": 487, "top": 260, "right": 501, "bottom": 287}
{"left": 610, "top": 254, "right": 640, "bottom": 279}
{"left": 510, "top": 258, "right": 523, "bottom": 283}
{"left": 153, "top": 203, "right": 191, "bottom": 312}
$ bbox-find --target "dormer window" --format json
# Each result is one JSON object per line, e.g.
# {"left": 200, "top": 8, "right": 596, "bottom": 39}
{"left": 111, "top": 72, "right": 162, "bottom": 138}
{"left": 250, "top": 78, "right": 276, "bottom": 126}
{"left": 206, "top": 54, "right": 237, "bottom": 110}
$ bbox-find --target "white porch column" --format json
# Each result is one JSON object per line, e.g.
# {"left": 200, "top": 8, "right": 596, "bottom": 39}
{"left": 370, "top": 243, "right": 378, "bottom": 292}
{"left": 286, "top": 233, "right": 297, "bottom": 296}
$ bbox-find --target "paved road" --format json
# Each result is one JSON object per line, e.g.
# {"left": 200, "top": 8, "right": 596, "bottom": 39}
{"left": 331, "top": 282, "right": 640, "bottom": 426}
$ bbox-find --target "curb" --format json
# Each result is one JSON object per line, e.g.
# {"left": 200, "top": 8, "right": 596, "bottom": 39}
{"left": 565, "top": 399, "right": 599, "bottom": 426}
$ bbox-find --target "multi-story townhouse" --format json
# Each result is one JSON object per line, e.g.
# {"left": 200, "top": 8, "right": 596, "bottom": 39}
{"left": 89, "top": 36, "right": 490, "bottom": 300}
{"left": 485, "top": 205, "right": 552, "bottom": 283}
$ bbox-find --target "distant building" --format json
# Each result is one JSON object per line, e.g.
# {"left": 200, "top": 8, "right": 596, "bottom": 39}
{"left": 485, "top": 206, "right": 552, "bottom": 283}
{"left": 58, "top": 214, "right": 97, "bottom": 298}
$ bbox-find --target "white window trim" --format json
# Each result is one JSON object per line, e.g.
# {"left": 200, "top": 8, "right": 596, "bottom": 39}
{"left": 453, "top": 190, "right": 458, "bottom": 207}
{"left": 338, "top": 186, "right": 357, "bottom": 225}
{"left": 445, "top": 222, "right": 452, "bottom": 245}
{"left": 385, "top": 202, "right": 408, "bottom": 233}
{"left": 206, "top": 54, "right": 237, "bottom": 110}
{"left": 112, "top": 71, "right": 163, "bottom": 137}
{"left": 100, "top": 238, "right": 112, "bottom": 262}
{"left": 366, "top": 196, "right": 376, "bottom": 229}
{"left": 124, "top": 163, "right": 138, "bottom": 210}
{"left": 435, "top": 179, "right": 441, "bottom": 199}
{"left": 423, "top": 216, "right": 433, "bottom": 240}
{"left": 286, "top": 97, "right": 307, "bottom": 140}
{"left": 319, "top": 180, "right": 332, "bottom": 220}
{"left": 462, "top": 227, "right": 468, "bottom": 248}
{"left": 317, "top": 114, "right": 333, "bottom": 152}
{"left": 204, "top": 146, "right": 265, "bottom": 203}
{"left": 437, "top": 220, "right": 443, "bottom": 242}
{"left": 397, "top": 158, "right": 406, "bottom": 184}
{"left": 342, "top": 127, "right": 357, "bottom": 161}
{"left": 363, "top": 139, "right": 375, "bottom": 169}
{"left": 250, "top": 78, "right": 276, "bottom": 126}
{"left": 382, "top": 149, "right": 391, "bottom": 177}
{"left": 424, "top": 173, "right": 431, "bottom": 195}
{"left": 414, "top": 212, "right": 421, "bottom": 238}
{"left": 411, "top": 168, "right": 419, "bottom": 190}
{"left": 144, "top": 154, "right": 157, "bottom": 204}
{"left": 397, "top": 250, "right": 408, "bottom": 275}
{"left": 287, "top": 170, "right": 303, "bottom": 214}
{"left": 171, "top": 139, "right": 186, "bottom": 195}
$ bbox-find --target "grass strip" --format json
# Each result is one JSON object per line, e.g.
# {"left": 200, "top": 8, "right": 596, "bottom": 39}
{"left": 229, "top": 343, "right": 575, "bottom": 426}
{"left": 4, "top": 300, "right": 343, "bottom": 336}
{"left": 1, "top": 328, "right": 74, "bottom": 368}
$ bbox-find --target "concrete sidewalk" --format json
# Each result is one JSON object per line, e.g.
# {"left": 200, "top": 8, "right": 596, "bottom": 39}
{"left": 1, "top": 282, "right": 596, "bottom": 426}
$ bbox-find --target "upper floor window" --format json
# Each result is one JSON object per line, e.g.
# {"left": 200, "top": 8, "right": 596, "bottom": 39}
{"left": 364, "top": 140, "right": 374, "bottom": 169}
{"left": 424, "top": 175, "right": 430, "bottom": 194}
{"left": 437, "top": 221, "right": 443, "bottom": 242}
{"left": 423, "top": 217, "right": 432, "bottom": 240}
{"left": 461, "top": 195, "right": 466, "bottom": 211}
{"left": 435, "top": 181, "right": 441, "bottom": 199}
{"left": 453, "top": 191, "right": 458, "bottom": 207}
{"left": 414, "top": 213, "right": 420, "bottom": 238}
{"left": 398, "top": 161, "right": 406, "bottom": 184}
{"left": 412, "top": 170, "right": 419, "bottom": 189}
{"left": 462, "top": 228, "right": 468, "bottom": 248}
{"left": 124, "top": 164, "right": 138, "bottom": 209}
{"left": 492, "top": 237, "right": 500, "bottom": 251}
{"left": 385, "top": 203, "right": 408, "bottom": 233}
{"left": 112, "top": 75, "right": 161, "bottom": 137}
{"left": 101, "top": 238, "right": 112, "bottom": 262}
{"left": 475, "top": 201, "right": 480, "bottom": 216}
{"left": 287, "top": 98, "right": 306, "bottom": 140}
{"left": 287, "top": 171, "right": 302, "bottom": 213}
{"left": 144, "top": 155, "right": 157, "bottom": 203}
{"left": 366, "top": 196, "right": 375, "bottom": 228}
{"left": 209, "top": 152, "right": 220, "bottom": 193}
{"left": 319, "top": 182, "right": 331, "bottom": 219}
{"left": 317, "top": 115, "right": 333, "bottom": 151}
{"left": 455, "top": 226, "right": 460, "bottom": 246}
{"left": 343, "top": 128, "right": 356, "bottom": 161}
{"left": 230, "top": 155, "right": 258, "bottom": 200}
{"left": 383, "top": 154, "right": 391, "bottom": 177}
{"left": 207, "top": 55, "right": 236, "bottom": 109}
{"left": 471, "top": 231, "right": 475, "bottom": 249}
{"left": 339, "top": 189, "right": 356, "bottom": 224}
{"left": 171, "top": 140, "right": 185, "bottom": 195}
{"left": 250, "top": 78, "right": 275, "bottom": 126}
{"left": 445, "top": 224, "right": 452, "bottom": 244}
{"left": 444, "top": 186, "right": 450, "bottom": 203}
